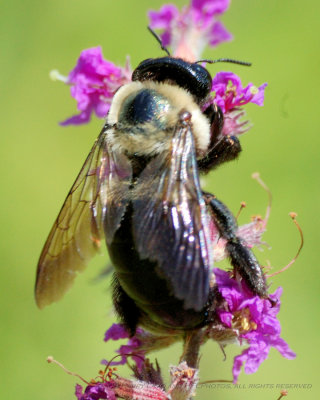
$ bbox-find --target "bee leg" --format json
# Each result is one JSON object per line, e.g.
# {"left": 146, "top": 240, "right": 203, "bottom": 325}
{"left": 112, "top": 274, "right": 141, "bottom": 336}
{"left": 199, "top": 104, "right": 241, "bottom": 173}
{"left": 203, "top": 103, "right": 224, "bottom": 143}
{"left": 203, "top": 193, "right": 268, "bottom": 298}
{"left": 198, "top": 135, "right": 241, "bottom": 173}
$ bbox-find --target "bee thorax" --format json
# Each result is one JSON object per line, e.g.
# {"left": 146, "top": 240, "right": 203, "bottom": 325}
{"left": 106, "top": 81, "right": 211, "bottom": 157}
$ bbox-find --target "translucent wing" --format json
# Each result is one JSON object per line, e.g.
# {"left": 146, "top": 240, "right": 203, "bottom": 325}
{"left": 35, "top": 126, "right": 132, "bottom": 309}
{"left": 132, "top": 115, "right": 213, "bottom": 311}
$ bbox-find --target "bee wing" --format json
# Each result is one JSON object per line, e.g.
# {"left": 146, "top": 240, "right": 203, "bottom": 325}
{"left": 132, "top": 117, "right": 213, "bottom": 311}
{"left": 35, "top": 126, "right": 132, "bottom": 309}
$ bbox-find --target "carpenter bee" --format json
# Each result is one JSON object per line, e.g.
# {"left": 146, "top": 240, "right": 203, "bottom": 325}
{"left": 35, "top": 50, "right": 268, "bottom": 336}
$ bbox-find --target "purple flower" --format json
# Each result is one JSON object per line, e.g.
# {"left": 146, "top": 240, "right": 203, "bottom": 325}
{"left": 148, "top": 0, "right": 232, "bottom": 62}
{"left": 211, "top": 72, "right": 267, "bottom": 113}
{"left": 221, "top": 109, "right": 251, "bottom": 137}
{"left": 104, "top": 323, "right": 131, "bottom": 341}
{"left": 103, "top": 324, "right": 178, "bottom": 372}
{"left": 148, "top": 5, "right": 179, "bottom": 46}
{"left": 209, "top": 71, "right": 267, "bottom": 136}
{"left": 213, "top": 269, "right": 296, "bottom": 383}
{"left": 75, "top": 382, "right": 116, "bottom": 400}
{"left": 103, "top": 324, "right": 146, "bottom": 370}
{"left": 60, "top": 47, "right": 131, "bottom": 126}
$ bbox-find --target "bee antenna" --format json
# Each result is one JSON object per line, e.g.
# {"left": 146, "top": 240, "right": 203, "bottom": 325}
{"left": 196, "top": 58, "right": 252, "bottom": 67}
{"left": 147, "top": 26, "right": 171, "bottom": 57}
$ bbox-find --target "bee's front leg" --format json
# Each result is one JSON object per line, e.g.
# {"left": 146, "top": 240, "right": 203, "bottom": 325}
{"left": 203, "top": 193, "right": 268, "bottom": 298}
{"left": 198, "top": 104, "right": 242, "bottom": 173}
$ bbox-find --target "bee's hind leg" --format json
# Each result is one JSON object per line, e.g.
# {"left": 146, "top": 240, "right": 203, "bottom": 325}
{"left": 203, "top": 193, "right": 268, "bottom": 298}
{"left": 112, "top": 274, "right": 141, "bottom": 336}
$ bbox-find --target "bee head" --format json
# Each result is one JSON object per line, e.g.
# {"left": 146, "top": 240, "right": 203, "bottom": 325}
{"left": 131, "top": 57, "right": 212, "bottom": 104}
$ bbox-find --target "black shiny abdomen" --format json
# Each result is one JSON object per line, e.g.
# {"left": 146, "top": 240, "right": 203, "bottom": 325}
{"left": 107, "top": 203, "right": 207, "bottom": 333}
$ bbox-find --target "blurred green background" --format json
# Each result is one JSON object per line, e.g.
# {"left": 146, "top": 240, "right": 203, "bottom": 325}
{"left": 1, "top": 0, "right": 318, "bottom": 399}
